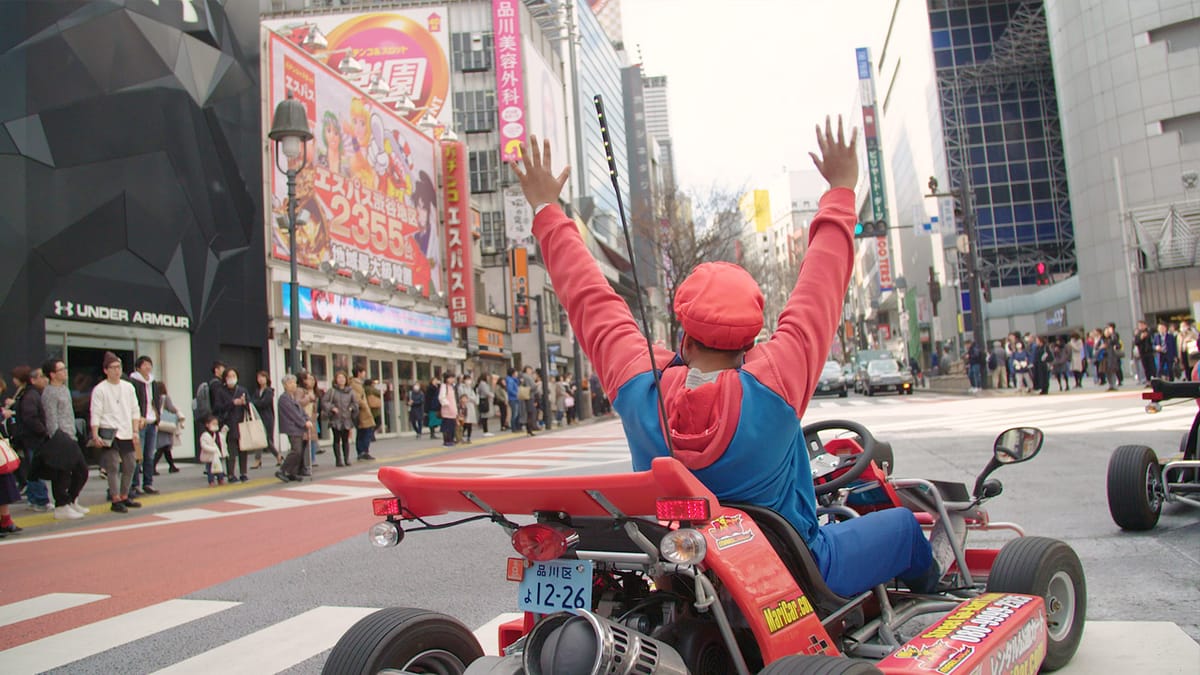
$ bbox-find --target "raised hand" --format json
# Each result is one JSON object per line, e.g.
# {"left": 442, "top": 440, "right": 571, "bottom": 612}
{"left": 809, "top": 115, "right": 859, "bottom": 191}
{"left": 509, "top": 135, "right": 571, "bottom": 209}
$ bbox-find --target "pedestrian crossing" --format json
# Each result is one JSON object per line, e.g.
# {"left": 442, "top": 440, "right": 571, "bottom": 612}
{"left": 402, "top": 439, "right": 634, "bottom": 477}
{"left": 0, "top": 593, "right": 1194, "bottom": 673}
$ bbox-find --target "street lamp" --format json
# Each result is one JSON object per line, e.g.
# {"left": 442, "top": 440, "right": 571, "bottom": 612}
{"left": 269, "top": 90, "right": 313, "bottom": 377}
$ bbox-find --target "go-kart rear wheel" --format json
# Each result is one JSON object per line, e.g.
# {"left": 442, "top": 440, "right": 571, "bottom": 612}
{"left": 986, "top": 537, "right": 1086, "bottom": 672}
{"left": 322, "top": 607, "right": 483, "bottom": 675}
{"left": 759, "top": 654, "right": 882, "bottom": 674}
{"left": 1106, "top": 444, "right": 1163, "bottom": 531}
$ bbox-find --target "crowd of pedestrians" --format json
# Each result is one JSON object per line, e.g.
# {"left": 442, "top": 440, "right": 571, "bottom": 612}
{"left": 955, "top": 319, "right": 1196, "bottom": 394}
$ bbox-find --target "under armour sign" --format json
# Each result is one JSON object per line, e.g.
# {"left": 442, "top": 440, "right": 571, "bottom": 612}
{"left": 51, "top": 300, "right": 190, "bottom": 329}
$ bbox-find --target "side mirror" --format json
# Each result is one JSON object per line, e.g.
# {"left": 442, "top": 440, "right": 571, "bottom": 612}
{"left": 993, "top": 427, "right": 1043, "bottom": 464}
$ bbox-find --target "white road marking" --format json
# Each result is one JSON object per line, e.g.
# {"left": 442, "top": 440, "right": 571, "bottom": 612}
{"left": 332, "top": 473, "right": 384, "bottom": 483}
{"left": 0, "top": 593, "right": 109, "bottom": 629}
{"left": 1055, "top": 621, "right": 1199, "bottom": 674}
{"left": 473, "top": 612, "right": 523, "bottom": 656}
{"left": 0, "top": 599, "right": 239, "bottom": 673}
{"left": 283, "top": 484, "right": 387, "bottom": 498}
{"left": 156, "top": 508, "right": 224, "bottom": 522}
{"left": 150, "top": 606, "right": 379, "bottom": 675}
{"left": 402, "top": 465, "right": 530, "bottom": 477}
{"left": 227, "top": 495, "right": 317, "bottom": 509}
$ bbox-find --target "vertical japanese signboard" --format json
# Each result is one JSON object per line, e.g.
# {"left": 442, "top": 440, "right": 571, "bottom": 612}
{"left": 442, "top": 141, "right": 475, "bottom": 327}
{"left": 856, "top": 47, "right": 892, "bottom": 293}
{"left": 492, "top": 0, "right": 526, "bottom": 161}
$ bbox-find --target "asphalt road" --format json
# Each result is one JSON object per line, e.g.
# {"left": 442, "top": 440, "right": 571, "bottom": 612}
{"left": 1, "top": 385, "right": 1197, "bottom": 674}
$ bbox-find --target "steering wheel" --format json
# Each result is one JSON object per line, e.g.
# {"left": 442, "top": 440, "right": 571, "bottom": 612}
{"left": 802, "top": 419, "right": 878, "bottom": 496}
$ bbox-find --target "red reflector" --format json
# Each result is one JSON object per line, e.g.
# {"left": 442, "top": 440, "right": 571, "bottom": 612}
{"left": 656, "top": 497, "right": 711, "bottom": 522}
{"left": 372, "top": 498, "right": 402, "bottom": 517}
{"left": 511, "top": 523, "right": 578, "bottom": 562}
{"left": 1143, "top": 392, "right": 1164, "bottom": 401}
{"left": 506, "top": 557, "right": 527, "bottom": 582}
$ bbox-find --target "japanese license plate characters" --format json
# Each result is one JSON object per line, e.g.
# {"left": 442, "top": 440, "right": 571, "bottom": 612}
{"left": 517, "top": 559, "right": 593, "bottom": 615}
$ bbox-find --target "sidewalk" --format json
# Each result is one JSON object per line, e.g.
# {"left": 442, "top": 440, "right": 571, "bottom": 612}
{"left": 923, "top": 373, "right": 1147, "bottom": 397}
{"left": 10, "top": 416, "right": 613, "bottom": 533}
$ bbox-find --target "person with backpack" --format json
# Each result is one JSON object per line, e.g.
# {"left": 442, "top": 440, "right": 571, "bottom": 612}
{"left": 193, "top": 361, "right": 225, "bottom": 421}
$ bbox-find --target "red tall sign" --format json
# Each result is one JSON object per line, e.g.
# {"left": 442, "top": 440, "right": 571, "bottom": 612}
{"left": 442, "top": 141, "right": 475, "bottom": 327}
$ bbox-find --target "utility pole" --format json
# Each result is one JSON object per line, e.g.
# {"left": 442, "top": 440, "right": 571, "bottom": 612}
{"left": 532, "top": 294, "right": 550, "bottom": 426}
{"left": 927, "top": 176, "right": 988, "bottom": 388}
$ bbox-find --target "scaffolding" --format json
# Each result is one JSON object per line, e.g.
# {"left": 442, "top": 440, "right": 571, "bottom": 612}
{"left": 935, "top": 0, "right": 1076, "bottom": 288}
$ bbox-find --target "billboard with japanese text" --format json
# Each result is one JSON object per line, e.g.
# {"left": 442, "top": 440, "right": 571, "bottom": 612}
{"left": 442, "top": 141, "right": 476, "bottom": 327}
{"left": 492, "top": 0, "right": 526, "bottom": 161}
{"left": 523, "top": 36, "right": 568, "bottom": 160}
{"left": 262, "top": 8, "right": 451, "bottom": 130}
{"left": 265, "top": 30, "right": 441, "bottom": 296}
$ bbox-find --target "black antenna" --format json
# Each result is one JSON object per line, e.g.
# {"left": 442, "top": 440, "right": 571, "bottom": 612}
{"left": 593, "top": 94, "right": 674, "bottom": 457}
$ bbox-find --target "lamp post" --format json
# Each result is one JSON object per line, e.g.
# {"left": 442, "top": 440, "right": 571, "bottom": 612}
{"left": 269, "top": 90, "right": 313, "bottom": 377}
{"left": 926, "top": 176, "right": 988, "bottom": 389}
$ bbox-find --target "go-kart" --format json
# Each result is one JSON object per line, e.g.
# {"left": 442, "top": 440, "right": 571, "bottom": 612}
{"left": 329, "top": 422, "right": 1085, "bottom": 674}
{"left": 1106, "top": 378, "right": 1200, "bottom": 530}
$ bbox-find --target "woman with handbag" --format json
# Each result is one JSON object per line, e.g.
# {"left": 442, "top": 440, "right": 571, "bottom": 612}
{"left": 0, "top": 380, "right": 24, "bottom": 536}
{"left": 251, "top": 371, "right": 280, "bottom": 469}
{"left": 365, "top": 379, "right": 383, "bottom": 433}
{"left": 1012, "top": 342, "right": 1033, "bottom": 393}
{"left": 211, "top": 367, "right": 251, "bottom": 482}
{"left": 458, "top": 374, "right": 478, "bottom": 443}
{"left": 153, "top": 384, "right": 184, "bottom": 475}
{"left": 298, "top": 372, "right": 321, "bottom": 471}
{"left": 475, "top": 375, "right": 494, "bottom": 437}
{"left": 322, "top": 371, "right": 357, "bottom": 467}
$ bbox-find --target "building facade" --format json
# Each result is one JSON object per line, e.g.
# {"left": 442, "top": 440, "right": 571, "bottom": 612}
{"left": 2, "top": 0, "right": 271, "bottom": 459}
{"left": 1044, "top": 0, "right": 1200, "bottom": 341}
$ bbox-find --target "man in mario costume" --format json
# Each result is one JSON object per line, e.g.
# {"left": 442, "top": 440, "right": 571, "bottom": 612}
{"left": 510, "top": 117, "right": 941, "bottom": 597}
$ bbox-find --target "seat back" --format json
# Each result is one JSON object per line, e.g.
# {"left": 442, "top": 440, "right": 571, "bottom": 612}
{"left": 724, "top": 503, "right": 850, "bottom": 619}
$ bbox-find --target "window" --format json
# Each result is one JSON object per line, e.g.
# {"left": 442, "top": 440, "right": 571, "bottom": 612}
{"left": 480, "top": 211, "right": 505, "bottom": 254}
{"left": 469, "top": 150, "right": 498, "bottom": 193}
{"left": 453, "top": 90, "right": 497, "bottom": 133}
{"left": 451, "top": 32, "right": 493, "bottom": 72}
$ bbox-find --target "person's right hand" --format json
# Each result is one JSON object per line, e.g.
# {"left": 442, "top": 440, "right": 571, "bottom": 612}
{"left": 510, "top": 136, "right": 570, "bottom": 209}
{"left": 809, "top": 115, "right": 859, "bottom": 191}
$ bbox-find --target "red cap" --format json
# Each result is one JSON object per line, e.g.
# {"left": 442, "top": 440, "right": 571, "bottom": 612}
{"left": 674, "top": 262, "right": 764, "bottom": 350}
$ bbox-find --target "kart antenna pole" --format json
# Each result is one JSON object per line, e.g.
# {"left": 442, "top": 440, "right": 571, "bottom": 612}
{"left": 593, "top": 95, "right": 674, "bottom": 457}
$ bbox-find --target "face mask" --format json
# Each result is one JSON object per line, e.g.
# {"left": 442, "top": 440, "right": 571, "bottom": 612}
{"left": 227, "top": 379, "right": 238, "bottom": 387}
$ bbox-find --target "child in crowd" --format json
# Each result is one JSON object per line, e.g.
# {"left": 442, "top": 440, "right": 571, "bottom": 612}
{"left": 198, "top": 415, "right": 228, "bottom": 486}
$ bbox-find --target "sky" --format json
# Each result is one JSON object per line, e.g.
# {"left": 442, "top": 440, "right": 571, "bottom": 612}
{"left": 620, "top": 0, "right": 893, "bottom": 195}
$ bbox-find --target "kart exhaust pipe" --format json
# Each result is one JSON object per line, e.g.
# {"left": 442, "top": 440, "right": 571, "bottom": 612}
{"left": 522, "top": 610, "right": 689, "bottom": 675}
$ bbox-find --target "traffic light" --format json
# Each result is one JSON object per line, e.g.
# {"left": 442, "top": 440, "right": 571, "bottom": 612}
{"left": 1035, "top": 261, "right": 1050, "bottom": 286}
{"left": 514, "top": 290, "right": 530, "bottom": 331}
{"left": 854, "top": 220, "right": 887, "bottom": 238}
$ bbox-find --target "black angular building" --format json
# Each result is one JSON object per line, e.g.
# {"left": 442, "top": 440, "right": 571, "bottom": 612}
{"left": 0, "top": 1, "right": 268, "bottom": 457}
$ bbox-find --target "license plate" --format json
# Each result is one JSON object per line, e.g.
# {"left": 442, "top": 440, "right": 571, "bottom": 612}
{"left": 517, "top": 559, "right": 593, "bottom": 615}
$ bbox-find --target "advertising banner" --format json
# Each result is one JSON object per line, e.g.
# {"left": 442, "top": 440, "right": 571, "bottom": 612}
{"left": 442, "top": 141, "right": 476, "bottom": 327}
{"left": 857, "top": 46, "right": 892, "bottom": 292}
{"left": 492, "top": 0, "right": 526, "bottom": 161}
{"left": 503, "top": 185, "right": 534, "bottom": 247}
{"left": 265, "top": 31, "right": 441, "bottom": 297}
{"left": 262, "top": 8, "right": 451, "bottom": 129}
{"left": 282, "top": 283, "right": 452, "bottom": 342}
{"left": 523, "top": 36, "right": 568, "bottom": 158}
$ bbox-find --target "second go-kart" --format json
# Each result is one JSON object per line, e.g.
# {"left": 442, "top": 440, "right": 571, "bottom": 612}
{"left": 1106, "top": 378, "right": 1200, "bottom": 530}
{"left": 330, "top": 424, "right": 1085, "bottom": 674}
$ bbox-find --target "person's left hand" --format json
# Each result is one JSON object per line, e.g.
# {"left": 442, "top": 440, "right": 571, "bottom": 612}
{"left": 510, "top": 136, "right": 570, "bottom": 209}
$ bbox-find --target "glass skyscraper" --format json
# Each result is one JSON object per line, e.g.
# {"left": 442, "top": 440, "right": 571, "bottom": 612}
{"left": 929, "top": 0, "right": 1075, "bottom": 289}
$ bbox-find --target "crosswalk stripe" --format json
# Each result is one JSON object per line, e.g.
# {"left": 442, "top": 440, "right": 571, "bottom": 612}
{"left": 0, "top": 599, "right": 239, "bottom": 673}
{"left": 227, "top": 495, "right": 316, "bottom": 510}
{"left": 150, "top": 606, "right": 379, "bottom": 675}
{"left": 0, "top": 593, "right": 110, "bottom": 629}
{"left": 332, "top": 473, "right": 384, "bottom": 483}
{"left": 283, "top": 484, "right": 387, "bottom": 498}
{"left": 403, "top": 465, "right": 529, "bottom": 477}
{"left": 439, "top": 457, "right": 598, "bottom": 467}
{"left": 156, "top": 509, "right": 223, "bottom": 522}
{"left": 473, "top": 612, "right": 523, "bottom": 656}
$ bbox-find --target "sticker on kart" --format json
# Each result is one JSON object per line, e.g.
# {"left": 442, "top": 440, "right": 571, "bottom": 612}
{"left": 707, "top": 513, "right": 754, "bottom": 549}
{"left": 877, "top": 593, "right": 1048, "bottom": 675}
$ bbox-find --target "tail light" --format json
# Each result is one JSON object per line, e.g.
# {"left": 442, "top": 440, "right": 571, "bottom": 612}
{"left": 660, "top": 528, "right": 706, "bottom": 565}
{"left": 655, "top": 497, "right": 710, "bottom": 522}
{"left": 373, "top": 497, "right": 402, "bottom": 517}
{"left": 512, "top": 523, "right": 579, "bottom": 562}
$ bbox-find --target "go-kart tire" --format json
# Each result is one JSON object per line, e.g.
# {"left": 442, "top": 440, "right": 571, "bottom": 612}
{"left": 759, "top": 654, "right": 882, "bottom": 674}
{"left": 1106, "top": 444, "right": 1163, "bottom": 531}
{"left": 322, "top": 607, "right": 483, "bottom": 675}
{"left": 986, "top": 537, "right": 1086, "bottom": 672}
